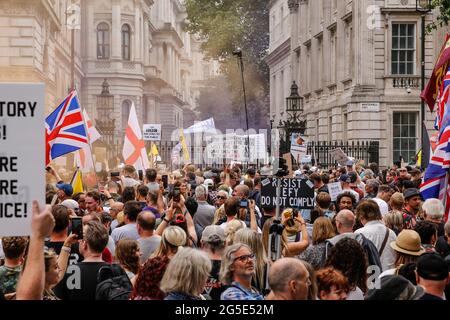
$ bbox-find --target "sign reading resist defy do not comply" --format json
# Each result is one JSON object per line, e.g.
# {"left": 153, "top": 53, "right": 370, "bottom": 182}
{"left": 260, "top": 177, "right": 315, "bottom": 209}
{"left": 0, "top": 84, "right": 45, "bottom": 236}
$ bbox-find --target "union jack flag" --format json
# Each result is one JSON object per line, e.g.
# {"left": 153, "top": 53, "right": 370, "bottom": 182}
{"left": 45, "top": 90, "right": 89, "bottom": 165}
{"left": 421, "top": 67, "right": 450, "bottom": 222}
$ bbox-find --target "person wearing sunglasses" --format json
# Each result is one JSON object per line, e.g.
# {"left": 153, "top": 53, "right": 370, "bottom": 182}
{"left": 219, "top": 243, "right": 264, "bottom": 300}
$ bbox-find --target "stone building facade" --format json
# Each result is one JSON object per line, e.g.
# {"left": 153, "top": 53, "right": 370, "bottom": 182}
{"left": 267, "top": 0, "right": 445, "bottom": 167}
{"left": 0, "top": 0, "right": 215, "bottom": 164}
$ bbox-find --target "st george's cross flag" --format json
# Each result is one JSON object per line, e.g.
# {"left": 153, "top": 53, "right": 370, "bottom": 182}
{"left": 122, "top": 102, "right": 149, "bottom": 171}
{"left": 45, "top": 90, "right": 89, "bottom": 165}
{"left": 74, "top": 109, "right": 101, "bottom": 171}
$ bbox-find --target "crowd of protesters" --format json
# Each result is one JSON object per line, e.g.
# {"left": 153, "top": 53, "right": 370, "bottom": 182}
{"left": 0, "top": 160, "right": 449, "bottom": 300}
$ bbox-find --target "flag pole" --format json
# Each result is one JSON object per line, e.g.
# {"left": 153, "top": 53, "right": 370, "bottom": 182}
{"left": 78, "top": 101, "right": 99, "bottom": 189}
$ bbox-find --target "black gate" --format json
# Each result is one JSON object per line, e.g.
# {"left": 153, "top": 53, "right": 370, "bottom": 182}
{"left": 307, "top": 141, "right": 380, "bottom": 168}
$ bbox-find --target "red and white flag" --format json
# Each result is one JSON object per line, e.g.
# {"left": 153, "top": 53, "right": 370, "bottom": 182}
{"left": 123, "top": 102, "right": 149, "bottom": 170}
{"left": 74, "top": 109, "right": 101, "bottom": 171}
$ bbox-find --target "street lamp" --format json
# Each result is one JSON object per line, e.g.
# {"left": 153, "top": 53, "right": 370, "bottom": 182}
{"left": 278, "top": 81, "right": 306, "bottom": 154}
{"left": 416, "top": 0, "right": 432, "bottom": 169}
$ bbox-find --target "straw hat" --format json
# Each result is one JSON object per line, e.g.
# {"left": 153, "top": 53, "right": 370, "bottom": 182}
{"left": 390, "top": 230, "right": 425, "bottom": 256}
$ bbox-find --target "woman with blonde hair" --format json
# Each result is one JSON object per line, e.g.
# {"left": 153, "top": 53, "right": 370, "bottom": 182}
{"left": 152, "top": 226, "right": 186, "bottom": 259}
{"left": 161, "top": 248, "right": 211, "bottom": 300}
{"left": 298, "top": 217, "right": 335, "bottom": 270}
{"left": 262, "top": 216, "right": 309, "bottom": 259}
{"left": 234, "top": 228, "right": 268, "bottom": 294}
{"left": 224, "top": 219, "right": 245, "bottom": 246}
{"left": 384, "top": 192, "right": 405, "bottom": 235}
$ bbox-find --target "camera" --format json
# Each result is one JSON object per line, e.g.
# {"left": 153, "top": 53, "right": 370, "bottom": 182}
{"left": 239, "top": 199, "right": 248, "bottom": 208}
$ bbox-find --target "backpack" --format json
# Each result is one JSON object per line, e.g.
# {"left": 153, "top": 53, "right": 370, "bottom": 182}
{"left": 95, "top": 264, "right": 133, "bottom": 300}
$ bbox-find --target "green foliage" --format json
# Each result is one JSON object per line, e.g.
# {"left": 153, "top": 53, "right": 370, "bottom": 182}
{"left": 426, "top": 0, "right": 450, "bottom": 33}
{"left": 184, "top": 0, "right": 270, "bottom": 129}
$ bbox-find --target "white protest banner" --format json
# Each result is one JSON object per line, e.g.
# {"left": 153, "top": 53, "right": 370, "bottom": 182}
{"left": 0, "top": 83, "right": 45, "bottom": 236}
{"left": 183, "top": 117, "right": 216, "bottom": 134}
{"left": 143, "top": 124, "right": 161, "bottom": 141}
{"left": 301, "top": 155, "right": 312, "bottom": 164}
{"left": 330, "top": 148, "right": 350, "bottom": 166}
{"left": 328, "top": 182, "right": 343, "bottom": 201}
{"left": 290, "top": 133, "right": 307, "bottom": 163}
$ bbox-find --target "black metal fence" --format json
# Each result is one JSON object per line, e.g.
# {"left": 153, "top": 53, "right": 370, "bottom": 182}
{"left": 150, "top": 140, "right": 380, "bottom": 171}
{"left": 307, "top": 141, "right": 380, "bottom": 168}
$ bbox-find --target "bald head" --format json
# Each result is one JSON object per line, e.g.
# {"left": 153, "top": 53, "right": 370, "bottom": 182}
{"left": 111, "top": 201, "right": 124, "bottom": 211}
{"left": 336, "top": 209, "right": 355, "bottom": 232}
{"left": 137, "top": 210, "right": 156, "bottom": 232}
{"left": 268, "top": 258, "right": 309, "bottom": 300}
{"left": 234, "top": 184, "right": 250, "bottom": 198}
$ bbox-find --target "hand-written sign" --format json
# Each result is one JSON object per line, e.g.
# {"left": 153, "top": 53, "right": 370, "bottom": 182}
{"left": 260, "top": 178, "right": 315, "bottom": 209}
{"left": 0, "top": 84, "right": 45, "bottom": 236}
{"left": 143, "top": 124, "right": 161, "bottom": 141}
{"left": 328, "top": 182, "right": 343, "bottom": 202}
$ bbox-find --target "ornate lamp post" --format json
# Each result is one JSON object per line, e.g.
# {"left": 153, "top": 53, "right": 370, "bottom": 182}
{"left": 96, "top": 79, "right": 116, "bottom": 168}
{"left": 278, "top": 81, "right": 306, "bottom": 154}
{"left": 416, "top": 0, "right": 432, "bottom": 169}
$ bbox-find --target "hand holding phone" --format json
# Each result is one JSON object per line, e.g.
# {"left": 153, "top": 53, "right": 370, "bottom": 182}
{"left": 71, "top": 217, "right": 83, "bottom": 239}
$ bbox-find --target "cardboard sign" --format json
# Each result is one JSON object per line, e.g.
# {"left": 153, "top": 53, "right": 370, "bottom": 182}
{"left": 143, "top": 124, "right": 161, "bottom": 141}
{"left": 0, "top": 83, "right": 45, "bottom": 236}
{"left": 290, "top": 133, "right": 307, "bottom": 163}
{"left": 260, "top": 178, "right": 315, "bottom": 209}
{"left": 330, "top": 148, "right": 350, "bottom": 166}
{"left": 328, "top": 182, "right": 343, "bottom": 201}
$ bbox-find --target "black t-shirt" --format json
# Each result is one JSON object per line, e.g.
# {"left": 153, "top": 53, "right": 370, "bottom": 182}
{"left": 54, "top": 261, "right": 108, "bottom": 300}
{"left": 203, "top": 259, "right": 226, "bottom": 300}
{"left": 45, "top": 241, "right": 83, "bottom": 265}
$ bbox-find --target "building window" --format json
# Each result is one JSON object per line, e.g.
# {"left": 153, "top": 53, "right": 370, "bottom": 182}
{"left": 122, "top": 100, "right": 131, "bottom": 131}
{"left": 343, "top": 112, "right": 348, "bottom": 142}
{"left": 392, "top": 23, "right": 415, "bottom": 75}
{"left": 328, "top": 115, "right": 332, "bottom": 142}
{"left": 97, "top": 22, "right": 110, "bottom": 59}
{"left": 121, "top": 24, "right": 131, "bottom": 61}
{"left": 393, "top": 112, "right": 417, "bottom": 163}
{"left": 280, "top": 6, "right": 284, "bottom": 35}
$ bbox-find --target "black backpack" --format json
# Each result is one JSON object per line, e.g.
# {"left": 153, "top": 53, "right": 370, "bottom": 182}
{"left": 95, "top": 264, "right": 133, "bottom": 300}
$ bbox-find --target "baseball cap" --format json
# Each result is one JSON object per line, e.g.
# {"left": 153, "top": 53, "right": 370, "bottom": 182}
{"left": 403, "top": 188, "right": 421, "bottom": 200}
{"left": 204, "top": 179, "right": 214, "bottom": 188}
{"left": 56, "top": 183, "right": 73, "bottom": 197}
{"left": 60, "top": 199, "right": 79, "bottom": 210}
{"left": 346, "top": 159, "right": 354, "bottom": 167}
{"left": 339, "top": 174, "right": 351, "bottom": 183}
{"left": 416, "top": 253, "right": 449, "bottom": 281}
{"left": 365, "top": 275, "right": 424, "bottom": 300}
{"left": 201, "top": 225, "right": 226, "bottom": 243}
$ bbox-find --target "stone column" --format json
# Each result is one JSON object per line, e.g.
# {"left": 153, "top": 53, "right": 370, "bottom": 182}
{"left": 288, "top": 0, "right": 299, "bottom": 83}
{"left": 111, "top": 1, "right": 121, "bottom": 59}
{"left": 144, "top": 16, "right": 149, "bottom": 65}
{"left": 87, "top": 2, "right": 95, "bottom": 59}
{"left": 354, "top": 0, "right": 375, "bottom": 86}
{"left": 134, "top": 4, "right": 141, "bottom": 61}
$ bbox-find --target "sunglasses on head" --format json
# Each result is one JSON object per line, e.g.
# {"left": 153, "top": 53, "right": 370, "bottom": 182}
{"left": 217, "top": 196, "right": 227, "bottom": 200}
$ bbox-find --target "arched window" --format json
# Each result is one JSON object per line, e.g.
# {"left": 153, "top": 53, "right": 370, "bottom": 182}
{"left": 97, "top": 22, "right": 110, "bottom": 59}
{"left": 121, "top": 24, "right": 131, "bottom": 60}
{"left": 122, "top": 100, "right": 131, "bottom": 131}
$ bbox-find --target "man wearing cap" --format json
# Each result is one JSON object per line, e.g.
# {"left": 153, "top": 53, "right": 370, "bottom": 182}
{"left": 339, "top": 174, "right": 360, "bottom": 202}
{"left": 402, "top": 188, "right": 422, "bottom": 230}
{"left": 365, "top": 275, "right": 424, "bottom": 300}
{"left": 416, "top": 253, "right": 449, "bottom": 300}
{"left": 56, "top": 183, "right": 73, "bottom": 202}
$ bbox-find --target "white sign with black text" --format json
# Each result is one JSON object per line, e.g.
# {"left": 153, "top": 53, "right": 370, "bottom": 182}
{"left": 143, "top": 124, "right": 161, "bottom": 141}
{"left": 0, "top": 83, "right": 45, "bottom": 236}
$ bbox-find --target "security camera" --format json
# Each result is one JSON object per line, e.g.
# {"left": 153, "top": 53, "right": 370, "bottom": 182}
{"left": 406, "top": 86, "right": 412, "bottom": 94}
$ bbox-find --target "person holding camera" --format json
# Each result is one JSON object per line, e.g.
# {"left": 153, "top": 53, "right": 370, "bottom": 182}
{"left": 233, "top": 185, "right": 262, "bottom": 230}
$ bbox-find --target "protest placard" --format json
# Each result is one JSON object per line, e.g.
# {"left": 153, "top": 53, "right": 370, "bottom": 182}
{"left": 330, "top": 148, "right": 350, "bottom": 166}
{"left": 328, "top": 181, "right": 343, "bottom": 201}
{"left": 143, "top": 124, "right": 161, "bottom": 141}
{"left": 260, "top": 178, "right": 315, "bottom": 209}
{"left": 0, "top": 84, "right": 45, "bottom": 236}
{"left": 290, "top": 133, "right": 307, "bottom": 163}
